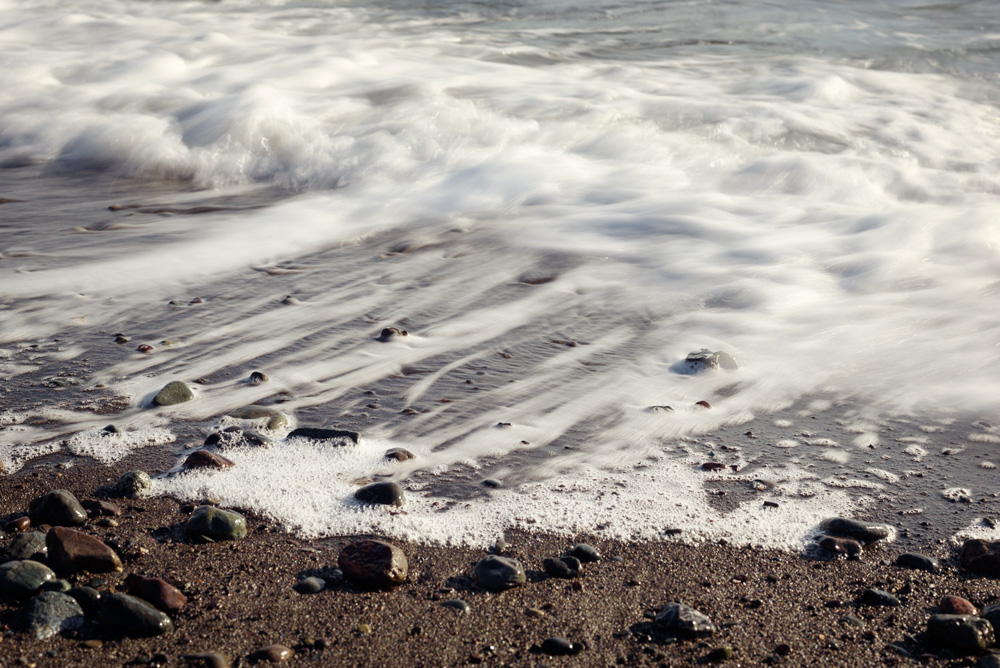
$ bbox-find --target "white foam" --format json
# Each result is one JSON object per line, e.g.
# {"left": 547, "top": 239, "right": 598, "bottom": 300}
{"left": 65, "top": 427, "right": 176, "bottom": 464}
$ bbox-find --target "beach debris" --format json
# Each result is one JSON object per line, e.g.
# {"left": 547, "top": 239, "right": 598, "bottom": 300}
{"left": 384, "top": 447, "right": 415, "bottom": 462}
{"left": 153, "top": 380, "right": 194, "bottom": 406}
{"left": 125, "top": 574, "right": 188, "bottom": 612}
{"left": 569, "top": 544, "right": 601, "bottom": 563}
{"left": 354, "top": 481, "right": 405, "bottom": 507}
{"left": 287, "top": 427, "right": 359, "bottom": 444}
{"left": 655, "top": 602, "right": 717, "bottom": 637}
{"left": 28, "top": 490, "right": 87, "bottom": 527}
{"left": 860, "top": 588, "right": 900, "bottom": 607}
{"left": 926, "top": 614, "right": 994, "bottom": 653}
{"left": 0, "top": 560, "right": 55, "bottom": 601}
{"left": 475, "top": 555, "right": 526, "bottom": 591}
{"left": 939, "top": 595, "right": 976, "bottom": 616}
{"left": 183, "top": 450, "right": 235, "bottom": 470}
{"left": 338, "top": 539, "right": 408, "bottom": 588}
{"left": 818, "top": 517, "right": 892, "bottom": 543}
{"left": 100, "top": 593, "right": 174, "bottom": 637}
{"left": 543, "top": 555, "right": 582, "bottom": 578}
{"left": 186, "top": 506, "right": 247, "bottom": 542}
{"left": 680, "top": 349, "right": 738, "bottom": 374}
{"left": 28, "top": 591, "right": 84, "bottom": 640}
{"left": 46, "top": 526, "right": 123, "bottom": 574}
{"left": 117, "top": 471, "right": 152, "bottom": 498}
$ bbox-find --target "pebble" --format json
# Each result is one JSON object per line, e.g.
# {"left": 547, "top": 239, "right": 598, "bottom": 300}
{"left": 46, "top": 526, "right": 123, "bottom": 574}
{"left": 818, "top": 517, "right": 892, "bottom": 542}
{"left": 981, "top": 656, "right": 1000, "bottom": 668}
{"left": 293, "top": 577, "right": 326, "bottom": 594}
{"left": 354, "top": 481, "right": 405, "bottom": 507}
{"left": 655, "top": 602, "right": 717, "bottom": 637}
{"left": 3, "top": 516, "right": 31, "bottom": 533}
{"left": 705, "top": 646, "right": 734, "bottom": 662}
{"left": 384, "top": 447, "right": 415, "bottom": 462}
{"left": 28, "top": 490, "right": 87, "bottom": 527}
{"left": 543, "top": 556, "right": 582, "bottom": 578}
{"left": 117, "top": 471, "right": 153, "bottom": 498}
{"left": 981, "top": 603, "right": 1000, "bottom": 630}
{"left": 41, "top": 579, "right": 72, "bottom": 593}
{"left": 861, "top": 588, "right": 900, "bottom": 607}
{"left": 137, "top": 344, "right": 154, "bottom": 353}
{"left": 205, "top": 427, "right": 270, "bottom": 449}
{"left": 816, "top": 534, "right": 862, "bottom": 557}
{"left": 125, "top": 574, "right": 188, "bottom": 611}
{"left": 839, "top": 615, "right": 865, "bottom": 629}
{"left": 682, "top": 349, "right": 739, "bottom": 373}
{"left": 375, "top": 327, "right": 408, "bottom": 341}
{"left": 153, "top": 380, "right": 195, "bottom": 406}
{"left": 27, "top": 591, "right": 84, "bottom": 640}
{"left": 895, "top": 552, "right": 939, "bottom": 573}
{"left": 482, "top": 478, "right": 503, "bottom": 488}
{"left": 441, "top": 599, "right": 470, "bottom": 613}
{"left": 227, "top": 405, "right": 280, "bottom": 419}
{"left": 186, "top": 506, "right": 247, "bottom": 542}
{"left": 338, "top": 539, "right": 408, "bottom": 588}
{"left": 5, "top": 531, "right": 48, "bottom": 561}
{"left": 540, "top": 637, "right": 582, "bottom": 656}
{"left": 960, "top": 539, "right": 1000, "bottom": 576}
{"left": 251, "top": 644, "right": 293, "bottom": 663}
{"left": 322, "top": 568, "right": 344, "bottom": 587}
{"left": 99, "top": 593, "right": 174, "bottom": 637}
{"left": 66, "top": 586, "right": 101, "bottom": 616}
{"left": 183, "top": 653, "right": 231, "bottom": 668}
{"left": 940, "top": 595, "right": 977, "bottom": 615}
{"left": 569, "top": 544, "right": 601, "bottom": 562}
{"left": 927, "top": 614, "right": 994, "bottom": 653}
{"left": 281, "top": 295, "right": 300, "bottom": 305}
{"left": 0, "top": 560, "right": 56, "bottom": 601}
{"left": 81, "top": 499, "right": 122, "bottom": 517}
{"left": 287, "top": 427, "right": 360, "bottom": 444}
{"left": 183, "top": 450, "right": 236, "bottom": 470}
{"left": 475, "top": 555, "right": 526, "bottom": 591}
{"left": 248, "top": 371, "right": 269, "bottom": 385}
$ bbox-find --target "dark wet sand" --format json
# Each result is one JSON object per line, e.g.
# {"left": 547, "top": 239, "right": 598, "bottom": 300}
{"left": 1, "top": 449, "right": 996, "bottom": 668}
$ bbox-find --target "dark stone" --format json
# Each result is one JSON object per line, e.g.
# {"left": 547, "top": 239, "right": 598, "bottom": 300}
{"left": 655, "top": 602, "right": 716, "bottom": 637}
{"left": 205, "top": 428, "right": 270, "bottom": 449}
{"left": 896, "top": 552, "right": 939, "bottom": 573}
{"left": 441, "top": 599, "right": 470, "bottom": 613}
{"left": 81, "top": 499, "right": 122, "bottom": 517}
{"left": 384, "top": 448, "right": 415, "bottom": 461}
{"left": 100, "top": 593, "right": 174, "bottom": 637}
{"left": 705, "top": 646, "right": 734, "bottom": 662}
{"left": 543, "top": 556, "right": 582, "bottom": 578}
{"left": 482, "top": 478, "right": 503, "bottom": 488}
{"left": 117, "top": 471, "right": 152, "bottom": 498}
{"left": 184, "top": 450, "right": 236, "bottom": 470}
{"left": 940, "top": 596, "right": 977, "bottom": 616}
{"left": 540, "top": 637, "right": 581, "bottom": 656}
{"left": 153, "top": 380, "right": 194, "bottom": 406}
{"left": 28, "top": 591, "right": 84, "bottom": 639}
{"left": 67, "top": 586, "right": 101, "bottom": 616}
{"left": 861, "top": 588, "right": 900, "bottom": 607}
{"left": 41, "top": 579, "right": 71, "bottom": 593}
{"left": 818, "top": 518, "right": 892, "bottom": 543}
{"left": 248, "top": 371, "right": 269, "bottom": 385}
{"left": 569, "top": 544, "right": 601, "bottom": 562}
{"left": 375, "top": 327, "right": 408, "bottom": 342}
{"left": 287, "top": 427, "right": 360, "bottom": 444}
{"left": 702, "top": 462, "right": 726, "bottom": 471}
{"left": 682, "top": 349, "right": 739, "bottom": 373}
{"left": 125, "top": 574, "right": 188, "bottom": 612}
{"left": 28, "top": 490, "right": 87, "bottom": 527}
{"left": 927, "top": 614, "right": 994, "bottom": 653}
{"left": 293, "top": 577, "right": 325, "bottom": 594}
{"left": 475, "top": 555, "right": 526, "bottom": 591}
{"left": 183, "top": 653, "right": 231, "bottom": 668}
{"left": 0, "top": 560, "right": 56, "bottom": 601}
{"left": 960, "top": 540, "right": 1000, "bottom": 576}
{"left": 251, "top": 645, "right": 292, "bottom": 663}
{"left": 5, "top": 531, "right": 47, "bottom": 561}
{"left": 322, "top": 568, "right": 344, "bottom": 588}
{"left": 46, "top": 527, "right": 122, "bottom": 574}
{"left": 354, "top": 481, "right": 405, "bottom": 507}
{"left": 186, "top": 506, "right": 247, "bottom": 541}
{"left": 982, "top": 603, "right": 1000, "bottom": 631}
{"left": 817, "top": 534, "right": 862, "bottom": 557}
{"left": 3, "top": 516, "right": 30, "bottom": 533}
{"left": 338, "top": 540, "right": 408, "bottom": 588}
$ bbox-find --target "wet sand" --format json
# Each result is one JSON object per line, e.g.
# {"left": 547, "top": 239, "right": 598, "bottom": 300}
{"left": 1, "top": 448, "right": 995, "bottom": 668}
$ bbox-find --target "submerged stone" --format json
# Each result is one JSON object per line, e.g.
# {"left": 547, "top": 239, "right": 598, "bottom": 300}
{"left": 355, "top": 481, "right": 405, "bottom": 507}
{"left": 153, "top": 380, "right": 194, "bottom": 406}
{"left": 817, "top": 534, "right": 862, "bottom": 557}
{"left": 287, "top": 427, "right": 360, "bottom": 444}
{"left": 681, "top": 349, "right": 739, "bottom": 374}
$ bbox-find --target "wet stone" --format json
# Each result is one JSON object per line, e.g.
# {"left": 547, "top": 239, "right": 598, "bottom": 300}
{"left": 982, "top": 604, "right": 1000, "bottom": 631}
{"left": 47, "top": 526, "right": 122, "bottom": 574}
{"left": 67, "top": 586, "right": 101, "bottom": 616}
{"left": 441, "top": 599, "right": 470, "bottom": 613}
{"left": 5, "top": 531, "right": 47, "bottom": 561}
{"left": 248, "top": 371, "right": 269, "bottom": 385}
{"left": 681, "top": 349, "right": 739, "bottom": 373}
{"left": 927, "top": 614, "right": 994, "bottom": 654}
{"left": 28, "top": 490, "right": 87, "bottom": 527}
{"left": 0, "top": 560, "right": 55, "bottom": 601}
{"left": 184, "top": 450, "right": 236, "bottom": 470}
{"left": 153, "top": 380, "right": 194, "bottom": 406}
{"left": 28, "top": 591, "right": 84, "bottom": 640}
{"left": 100, "top": 593, "right": 174, "bottom": 637}
{"left": 227, "top": 405, "right": 281, "bottom": 420}
{"left": 338, "top": 539, "right": 408, "bottom": 588}
{"left": 322, "top": 568, "right": 344, "bottom": 588}
{"left": 384, "top": 447, "right": 415, "bottom": 462}
{"left": 294, "top": 577, "right": 325, "bottom": 594}
{"left": 117, "top": 471, "right": 152, "bottom": 498}
{"left": 475, "top": 555, "right": 526, "bottom": 591}
{"left": 287, "top": 427, "right": 360, "bottom": 444}
{"left": 543, "top": 555, "right": 582, "bottom": 578}
{"left": 656, "top": 602, "right": 717, "bottom": 637}
{"left": 705, "top": 646, "right": 734, "bottom": 662}
{"left": 819, "top": 518, "right": 892, "bottom": 543}
{"left": 861, "top": 588, "right": 900, "bottom": 607}
{"left": 482, "top": 478, "right": 503, "bottom": 489}
{"left": 960, "top": 540, "right": 1000, "bottom": 576}
{"left": 3, "top": 516, "right": 31, "bottom": 533}
{"left": 817, "top": 535, "right": 862, "bottom": 557}
{"left": 183, "top": 653, "right": 231, "bottom": 668}
{"left": 375, "top": 327, "right": 408, "bottom": 342}
{"left": 81, "top": 499, "right": 122, "bottom": 517}
{"left": 205, "top": 427, "right": 270, "bottom": 449}
{"left": 839, "top": 615, "right": 865, "bottom": 629}
{"left": 569, "top": 544, "right": 601, "bottom": 563}
{"left": 41, "top": 579, "right": 72, "bottom": 593}
{"left": 354, "top": 481, "right": 405, "bottom": 507}
{"left": 186, "top": 506, "right": 247, "bottom": 542}
{"left": 125, "top": 574, "right": 188, "bottom": 612}
{"left": 251, "top": 645, "right": 293, "bottom": 663}
{"left": 896, "top": 552, "right": 939, "bottom": 573}
{"left": 940, "top": 595, "right": 977, "bottom": 616}
{"left": 540, "top": 637, "right": 581, "bottom": 656}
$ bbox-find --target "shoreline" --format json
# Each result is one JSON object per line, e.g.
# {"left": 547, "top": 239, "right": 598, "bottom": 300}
{"left": 2, "top": 452, "right": 998, "bottom": 667}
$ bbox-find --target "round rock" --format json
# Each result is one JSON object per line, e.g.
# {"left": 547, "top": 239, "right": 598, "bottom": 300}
{"left": 153, "top": 380, "right": 194, "bottom": 406}
{"left": 540, "top": 637, "right": 582, "bottom": 656}
{"left": 441, "top": 599, "right": 470, "bottom": 613}
{"left": 927, "top": 614, "right": 994, "bottom": 653}
{"left": 28, "top": 591, "right": 84, "bottom": 640}
{"left": 384, "top": 447, "right": 415, "bottom": 462}
{"left": 28, "top": 490, "right": 87, "bottom": 527}
{"left": 354, "top": 481, "right": 405, "bottom": 507}
{"left": 125, "top": 574, "right": 188, "bottom": 612}
{"left": 817, "top": 534, "right": 862, "bottom": 557}
{"left": 186, "top": 506, "right": 247, "bottom": 542}
{"left": 861, "top": 588, "right": 900, "bottom": 607}
{"left": 183, "top": 450, "right": 235, "bottom": 470}
{"left": 543, "top": 555, "right": 582, "bottom": 578}
{"left": 46, "top": 526, "right": 123, "bottom": 574}
{"left": 896, "top": 552, "right": 939, "bottom": 573}
{"left": 117, "top": 471, "right": 152, "bottom": 498}
{"left": 474, "top": 555, "right": 526, "bottom": 591}
{"left": 0, "top": 560, "right": 56, "bottom": 601}
{"left": 940, "top": 595, "right": 977, "bottom": 616}
{"left": 100, "top": 593, "right": 174, "bottom": 637}
{"left": 293, "top": 577, "right": 326, "bottom": 594}
{"left": 655, "top": 602, "right": 717, "bottom": 637}
{"left": 818, "top": 517, "right": 892, "bottom": 543}
{"left": 338, "top": 539, "right": 408, "bottom": 588}
{"left": 568, "top": 544, "right": 601, "bottom": 563}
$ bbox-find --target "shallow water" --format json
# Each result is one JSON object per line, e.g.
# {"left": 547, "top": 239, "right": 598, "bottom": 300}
{"left": 2, "top": 0, "right": 1000, "bottom": 549}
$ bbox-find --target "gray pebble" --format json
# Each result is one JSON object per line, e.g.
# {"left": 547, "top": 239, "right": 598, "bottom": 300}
{"left": 655, "top": 602, "right": 716, "bottom": 637}
{"left": 441, "top": 599, "right": 470, "bottom": 613}
{"left": 568, "top": 544, "right": 600, "bottom": 563}
{"left": 28, "top": 591, "right": 84, "bottom": 640}
{"left": 294, "top": 577, "right": 326, "bottom": 594}
{"left": 117, "top": 471, "right": 152, "bottom": 499}
{"left": 153, "top": 380, "right": 194, "bottom": 406}
{"left": 0, "top": 560, "right": 56, "bottom": 601}
{"left": 186, "top": 506, "right": 247, "bottom": 542}
{"left": 5, "top": 531, "right": 48, "bottom": 561}
{"left": 475, "top": 555, "right": 526, "bottom": 591}
{"left": 861, "top": 588, "right": 900, "bottom": 607}
{"left": 896, "top": 552, "right": 940, "bottom": 573}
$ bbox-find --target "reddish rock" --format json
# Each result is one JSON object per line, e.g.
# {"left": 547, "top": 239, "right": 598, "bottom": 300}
{"left": 183, "top": 450, "right": 235, "bottom": 470}
{"left": 940, "top": 595, "right": 977, "bottom": 616}
{"left": 695, "top": 400, "right": 711, "bottom": 409}
{"left": 125, "top": 574, "right": 188, "bottom": 612}
{"left": 137, "top": 344, "right": 154, "bottom": 353}
{"left": 46, "top": 526, "right": 122, "bottom": 574}
{"left": 3, "top": 516, "right": 30, "bottom": 533}
{"left": 81, "top": 499, "right": 122, "bottom": 517}
{"left": 338, "top": 540, "right": 408, "bottom": 588}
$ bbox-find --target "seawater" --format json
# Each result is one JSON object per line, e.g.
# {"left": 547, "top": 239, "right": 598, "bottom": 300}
{"left": 2, "top": 0, "right": 1000, "bottom": 549}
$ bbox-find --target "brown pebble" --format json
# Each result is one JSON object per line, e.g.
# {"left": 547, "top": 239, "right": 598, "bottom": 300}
{"left": 183, "top": 450, "right": 236, "bottom": 470}
{"left": 46, "top": 526, "right": 123, "bottom": 574}
{"left": 81, "top": 499, "right": 122, "bottom": 517}
{"left": 695, "top": 400, "right": 711, "bottom": 408}
{"left": 3, "top": 516, "right": 30, "bottom": 533}
{"left": 939, "top": 595, "right": 977, "bottom": 615}
{"left": 250, "top": 645, "right": 292, "bottom": 663}
{"left": 137, "top": 344, "right": 154, "bottom": 353}
{"left": 125, "top": 573, "right": 188, "bottom": 612}
{"left": 81, "top": 639, "right": 104, "bottom": 649}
